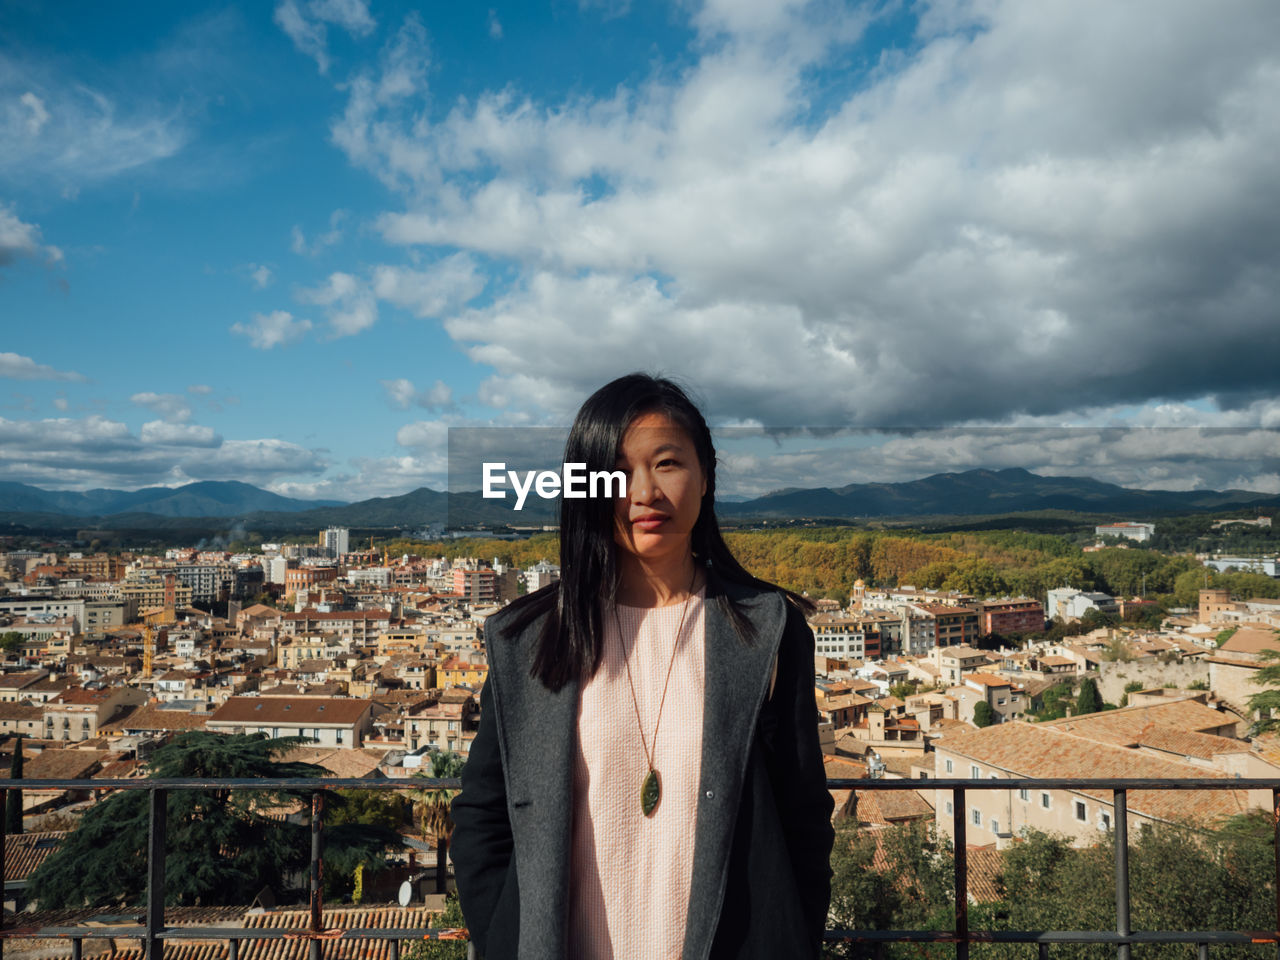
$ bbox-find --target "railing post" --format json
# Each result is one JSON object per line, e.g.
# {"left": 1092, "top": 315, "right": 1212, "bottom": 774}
{"left": 146, "top": 787, "right": 167, "bottom": 960}
{"left": 1114, "top": 789, "right": 1130, "bottom": 960}
{"left": 1, "top": 786, "right": 6, "bottom": 960}
{"left": 310, "top": 790, "right": 325, "bottom": 960}
{"left": 1273, "top": 790, "right": 1280, "bottom": 929}
{"left": 954, "top": 785, "right": 968, "bottom": 960}
{"left": 1273, "top": 787, "right": 1280, "bottom": 960}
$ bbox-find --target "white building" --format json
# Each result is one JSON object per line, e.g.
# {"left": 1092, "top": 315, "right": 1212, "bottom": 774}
{"left": 1095, "top": 522, "right": 1155, "bottom": 542}
{"left": 1204, "top": 557, "right": 1279, "bottom": 577}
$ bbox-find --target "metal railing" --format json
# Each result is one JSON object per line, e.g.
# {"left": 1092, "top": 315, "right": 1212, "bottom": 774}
{"left": 2, "top": 776, "right": 1279, "bottom": 959}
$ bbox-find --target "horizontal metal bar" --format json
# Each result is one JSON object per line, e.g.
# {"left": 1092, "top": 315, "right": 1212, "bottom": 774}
{"left": 822, "top": 931, "right": 1280, "bottom": 944}
{"left": 3, "top": 776, "right": 1279, "bottom": 791}
{"left": 3, "top": 928, "right": 470, "bottom": 942}
{"left": 9, "top": 928, "right": 1280, "bottom": 945}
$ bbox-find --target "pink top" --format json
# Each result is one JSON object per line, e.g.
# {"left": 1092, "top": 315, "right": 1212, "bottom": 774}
{"left": 568, "top": 588, "right": 707, "bottom": 960}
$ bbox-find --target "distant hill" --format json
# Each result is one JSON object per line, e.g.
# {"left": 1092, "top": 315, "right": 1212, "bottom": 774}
{"left": 719, "top": 467, "right": 1280, "bottom": 518}
{"left": 1, "top": 469, "right": 1276, "bottom": 533}
{"left": 0, "top": 480, "right": 343, "bottom": 519}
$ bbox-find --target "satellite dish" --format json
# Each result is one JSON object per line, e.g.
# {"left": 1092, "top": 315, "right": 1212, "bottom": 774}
{"left": 398, "top": 880, "right": 413, "bottom": 907}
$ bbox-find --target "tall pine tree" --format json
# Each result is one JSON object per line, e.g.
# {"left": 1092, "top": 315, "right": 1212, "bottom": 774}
{"left": 1075, "top": 677, "right": 1101, "bottom": 716}
{"left": 6, "top": 736, "right": 24, "bottom": 835}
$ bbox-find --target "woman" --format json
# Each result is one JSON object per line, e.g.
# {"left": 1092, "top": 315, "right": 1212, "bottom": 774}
{"left": 450, "top": 373, "right": 834, "bottom": 960}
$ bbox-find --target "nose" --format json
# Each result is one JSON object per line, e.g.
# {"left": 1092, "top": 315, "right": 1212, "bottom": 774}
{"left": 629, "top": 467, "right": 659, "bottom": 504}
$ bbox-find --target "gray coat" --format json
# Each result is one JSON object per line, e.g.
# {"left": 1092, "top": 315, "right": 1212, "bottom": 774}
{"left": 450, "top": 572, "right": 835, "bottom": 959}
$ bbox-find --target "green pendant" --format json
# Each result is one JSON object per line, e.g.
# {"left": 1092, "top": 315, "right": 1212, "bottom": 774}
{"left": 641, "top": 768, "right": 660, "bottom": 817}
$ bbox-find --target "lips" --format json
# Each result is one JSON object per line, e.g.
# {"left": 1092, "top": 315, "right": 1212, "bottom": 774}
{"left": 632, "top": 513, "right": 669, "bottom": 531}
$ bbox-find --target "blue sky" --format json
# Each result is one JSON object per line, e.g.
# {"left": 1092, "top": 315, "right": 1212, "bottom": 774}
{"left": 3, "top": 0, "right": 1278, "bottom": 503}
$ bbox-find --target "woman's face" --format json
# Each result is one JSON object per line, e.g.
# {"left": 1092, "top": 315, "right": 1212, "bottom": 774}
{"left": 612, "top": 411, "right": 707, "bottom": 566}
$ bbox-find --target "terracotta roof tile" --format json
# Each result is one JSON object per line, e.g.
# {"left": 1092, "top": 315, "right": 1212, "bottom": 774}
{"left": 934, "top": 722, "right": 1258, "bottom": 825}
{"left": 4, "top": 831, "right": 67, "bottom": 881}
{"left": 209, "top": 697, "right": 372, "bottom": 726}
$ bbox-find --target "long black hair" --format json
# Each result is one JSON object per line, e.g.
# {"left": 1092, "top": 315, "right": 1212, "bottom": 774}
{"left": 501, "top": 373, "right": 812, "bottom": 691}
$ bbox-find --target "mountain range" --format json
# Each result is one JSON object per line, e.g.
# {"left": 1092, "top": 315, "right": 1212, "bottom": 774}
{"left": 1, "top": 469, "right": 1277, "bottom": 531}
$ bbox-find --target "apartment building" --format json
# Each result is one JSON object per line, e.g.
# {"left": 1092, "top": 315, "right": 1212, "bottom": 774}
{"left": 206, "top": 696, "right": 374, "bottom": 748}
{"left": 42, "top": 685, "right": 147, "bottom": 742}
{"left": 933, "top": 717, "right": 1263, "bottom": 850}
{"left": 979, "top": 598, "right": 1046, "bottom": 636}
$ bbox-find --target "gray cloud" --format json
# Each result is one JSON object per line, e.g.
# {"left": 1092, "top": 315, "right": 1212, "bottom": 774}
{"left": 0, "top": 415, "right": 325, "bottom": 491}
{"left": 336, "top": 0, "right": 1280, "bottom": 429}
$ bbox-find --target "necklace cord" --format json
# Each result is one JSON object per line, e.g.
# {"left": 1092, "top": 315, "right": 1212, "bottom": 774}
{"left": 613, "top": 566, "right": 699, "bottom": 772}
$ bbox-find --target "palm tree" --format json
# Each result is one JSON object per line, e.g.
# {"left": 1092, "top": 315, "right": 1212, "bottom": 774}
{"left": 409, "top": 750, "right": 467, "bottom": 894}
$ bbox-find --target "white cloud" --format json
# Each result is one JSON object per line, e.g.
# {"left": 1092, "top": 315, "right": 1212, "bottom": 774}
{"left": 130, "top": 392, "right": 192, "bottom": 423}
{"left": 396, "top": 419, "right": 451, "bottom": 451}
{"left": 290, "top": 209, "right": 347, "bottom": 255}
{"left": 487, "top": 9, "right": 503, "bottom": 39}
{"left": 249, "top": 264, "right": 273, "bottom": 288}
{"left": 0, "top": 205, "right": 62, "bottom": 268}
{"left": 298, "top": 271, "right": 378, "bottom": 337}
{"left": 275, "top": 0, "right": 376, "bottom": 74}
{"left": 372, "top": 253, "right": 485, "bottom": 317}
{"left": 333, "top": 0, "right": 1280, "bottom": 429}
{"left": 1, "top": 58, "right": 186, "bottom": 184}
{"left": 381, "top": 377, "right": 453, "bottom": 411}
{"left": 230, "top": 310, "right": 313, "bottom": 349}
{"left": 140, "top": 420, "right": 221, "bottom": 447}
{"left": 19, "top": 92, "right": 48, "bottom": 135}
{"left": 187, "top": 383, "right": 214, "bottom": 395}
{"left": 182, "top": 438, "right": 327, "bottom": 481}
{"left": 0, "top": 413, "right": 327, "bottom": 491}
{"left": 0, "top": 352, "right": 85, "bottom": 382}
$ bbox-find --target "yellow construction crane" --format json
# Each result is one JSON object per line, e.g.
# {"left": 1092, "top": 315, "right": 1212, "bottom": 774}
{"left": 141, "top": 573, "right": 178, "bottom": 680}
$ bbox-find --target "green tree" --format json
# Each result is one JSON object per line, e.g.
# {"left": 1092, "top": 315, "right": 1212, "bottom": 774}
{"left": 409, "top": 750, "right": 467, "bottom": 895}
{"left": 329, "top": 788, "right": 406, "bottom": 831}
{"left": 1075, "top": 677, "right": 1101, "bottom": 716}
{"left": 27, "top": 732, "right": 402, "bottom": 909}
{"left": 1246, "top": 640, "right": 1280, "bottom": 733}
{"left": 0, "top": 631, "right": 24, "bottom": 654}
{"left": 403, "top": 891, "right": 468, "bottom": 960}
{"left": 888, "top": 681, "right": 917, "bottom": 701}
{"left": 973, "top": 700, "right": 996, "bottom": 728}
{"left": 6, "top": 735, "right": 23, "bottom": 834}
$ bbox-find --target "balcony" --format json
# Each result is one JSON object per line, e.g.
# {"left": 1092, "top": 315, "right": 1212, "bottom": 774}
{"left": 2, "top": 776, "right": 1279, "bottom": 958}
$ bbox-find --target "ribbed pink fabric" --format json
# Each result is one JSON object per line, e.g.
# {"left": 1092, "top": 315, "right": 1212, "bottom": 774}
{"left": 568, "top": 588, "right": 707, "bottom": 960}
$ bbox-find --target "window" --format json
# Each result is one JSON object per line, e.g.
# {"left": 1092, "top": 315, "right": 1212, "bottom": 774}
{"left": 1075, "top": 801, "right": 1087, "bottom": 822}
{"left": 1100, "top": 811, "right": 1112, "bottom": 830}
{"left": 945, "top": 759, "right": 953, "bottom": 774}
{"left": 336, "top": 730, "right": 344, "bottom": 744}
{"left": 1041, "top": 793, "right": 1051, "bottom": 809}
{"left": 997, "top": 698, "right": 1006, "bottom": 705}
{"left": 918, "top": 772, "right": 929, "bottom": 780}
{"left": 972, "top": 808, "right": 982, "bottom": 826}
{"left": 991, "top": 819, "right": 1000, "bottom": 834}
{"left": 971, "top": 764, "right": 981, "bottom": 778}
{"left": 945, "top": 801, "right": 953, "bottom": 815}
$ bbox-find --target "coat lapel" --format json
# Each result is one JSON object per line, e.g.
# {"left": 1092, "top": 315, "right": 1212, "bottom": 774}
{"left": 682, "top": 575, "right": 787, "bottom": 960}
{"left": 488, "top": 621, "right": 579, "bottom": 959}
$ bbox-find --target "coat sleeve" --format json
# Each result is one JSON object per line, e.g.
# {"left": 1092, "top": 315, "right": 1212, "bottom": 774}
{"left": 449, "top": 670, "right": 513, "bottom": 959}
{"left": 762, "top": 601, "right": 835, "bottom": 954}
